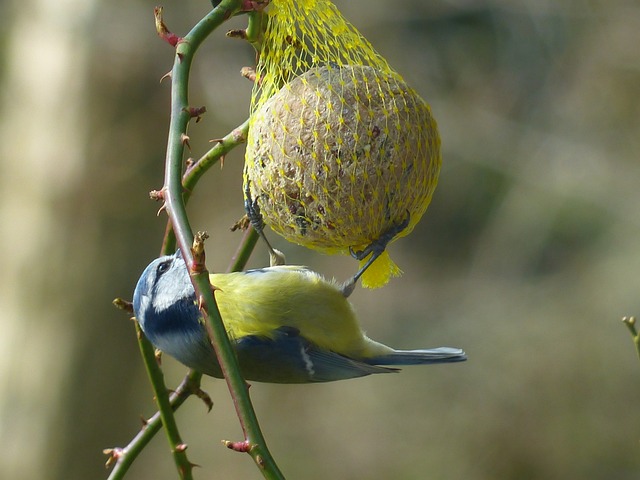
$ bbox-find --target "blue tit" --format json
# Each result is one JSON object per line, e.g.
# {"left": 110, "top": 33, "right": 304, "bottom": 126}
{"left": 133, "top": 251, "right": 466, "bottom": 383}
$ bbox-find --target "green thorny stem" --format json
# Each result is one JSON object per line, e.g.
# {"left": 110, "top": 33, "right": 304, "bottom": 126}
{"left": 108, "top": 2, "right": 284, "bottom": 479}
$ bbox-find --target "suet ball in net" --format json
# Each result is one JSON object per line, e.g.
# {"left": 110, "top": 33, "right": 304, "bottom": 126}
{"left": 244, "top": 0, "right": 441, "bottom": 288}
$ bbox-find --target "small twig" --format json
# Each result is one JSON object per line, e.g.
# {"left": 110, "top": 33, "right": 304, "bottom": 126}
{"left": 154, "top": 7, "right": 183, "bottom": 47}
{"left": 227, "top": 28, "right": 248, "bottom": 40}
{"left": 112, "top": 297, "right": 133, "bottom": 315}
{"left": 183, "top": 119, "right": 249, "bottom": 189}
{"left": 137, "top": 321, "right": 194, "bottom": 479}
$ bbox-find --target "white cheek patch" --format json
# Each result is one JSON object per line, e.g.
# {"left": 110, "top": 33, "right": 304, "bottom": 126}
{"left": 152, "top": 285, "right": 188, "bottom": 312}
{"left": 151, "top": 262, "right": 195, "bottom": 313}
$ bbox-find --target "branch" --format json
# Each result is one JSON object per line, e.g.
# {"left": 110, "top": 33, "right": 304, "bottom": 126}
{"left": 137, "top": 324, "right": 195, "bottom": 478}
{"left": 157, "top": 0, "right": 285, "bottom": 478}
{"left": 183, "top": 119, "right": 249, "bottom": 196}
{"left": 108, "top": 2, "right": 282, "bottom": 478}
{"left": 105, "top": 364, "right": 205, "bottom": 480}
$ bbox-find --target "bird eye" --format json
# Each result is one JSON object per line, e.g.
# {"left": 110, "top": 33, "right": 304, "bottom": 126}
{"left": 156, "top": 260, "right": 171, "bottom": 276}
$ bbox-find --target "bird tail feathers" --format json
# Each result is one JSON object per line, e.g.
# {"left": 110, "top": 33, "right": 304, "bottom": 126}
{"left": 368, "top": 347, "right": 467, "bottom": 366}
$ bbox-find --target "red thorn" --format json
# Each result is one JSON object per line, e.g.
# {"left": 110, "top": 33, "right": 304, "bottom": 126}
{"left": 223, "top": 439, "right": 253, "bottom": 452}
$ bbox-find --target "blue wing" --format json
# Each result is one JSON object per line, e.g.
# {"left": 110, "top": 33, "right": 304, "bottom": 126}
{"left": 235, "top": 326, "right": 397, "bottom": 383}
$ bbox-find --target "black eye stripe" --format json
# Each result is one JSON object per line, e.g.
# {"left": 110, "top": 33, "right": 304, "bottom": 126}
{"left": 151, "top": 259, "right": 173, "bottom": 294}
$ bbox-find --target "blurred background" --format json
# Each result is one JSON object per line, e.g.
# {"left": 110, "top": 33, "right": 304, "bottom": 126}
{"left": 1, "top": 0, "right": 639, "bottom": 478}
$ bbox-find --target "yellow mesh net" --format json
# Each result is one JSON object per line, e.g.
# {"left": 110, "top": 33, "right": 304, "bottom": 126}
{"left": 243, "top": 0, "right": 441, "bottom": 288}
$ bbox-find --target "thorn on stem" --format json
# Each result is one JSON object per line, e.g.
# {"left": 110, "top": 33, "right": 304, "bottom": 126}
{"left": 156, "top": 204, "right": 167, "bottom": 217}
{"left": 175, "top": 443, "right": 188, "bottom": 453}
{"left": 181, "top": 133, "right": 191, "bottom": 150}
{"left": 194, "top": 388, "right": 214, "bottom": 412}
{"left": 154, "top": 6, "right": 183, "bottom": 47}
{"left": 223, "top": 439, "right": 253, "bottom": 453}
{"left": 160, "top": 71, "right": 172, "bottom": 83}
{"left": 197, "top": 295, "right": 208, "bottom": 313}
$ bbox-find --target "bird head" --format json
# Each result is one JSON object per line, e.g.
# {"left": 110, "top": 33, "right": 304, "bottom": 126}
{"left": 132, "top": 251, "right": 204, "bottom": 347}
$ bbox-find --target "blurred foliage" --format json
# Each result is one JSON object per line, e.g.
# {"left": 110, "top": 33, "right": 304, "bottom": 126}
{"left": 1, "top": 0, "right": 640, "bottom": 479}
